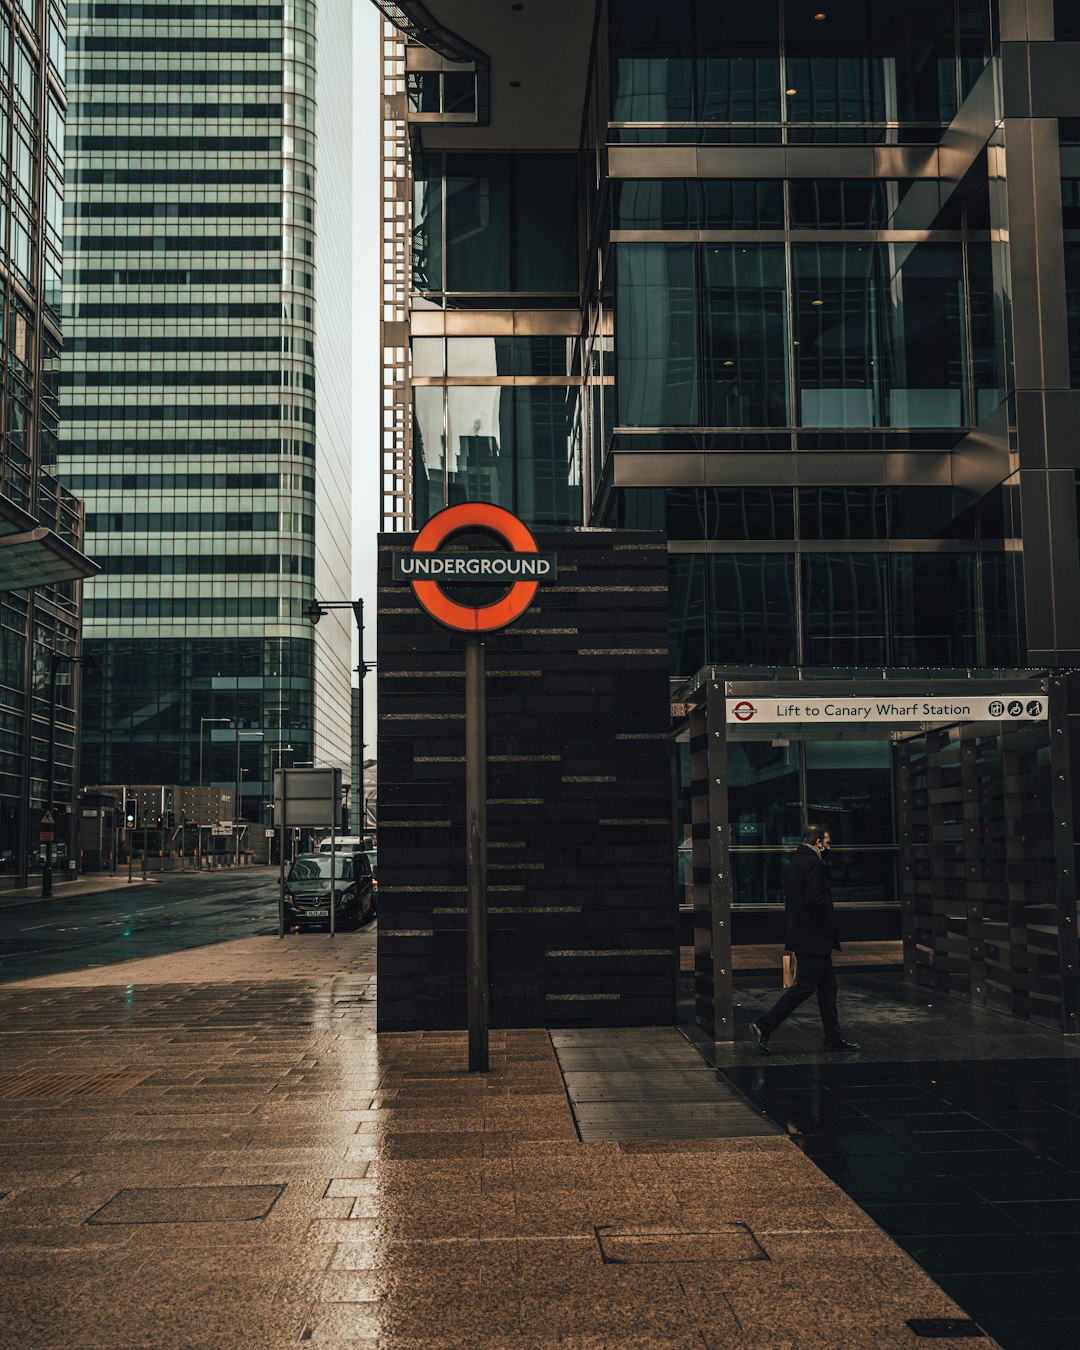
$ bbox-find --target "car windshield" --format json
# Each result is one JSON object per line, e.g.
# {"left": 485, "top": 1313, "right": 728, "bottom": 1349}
{"left": 288, "top": 855, "right": 354, "bottom": 881}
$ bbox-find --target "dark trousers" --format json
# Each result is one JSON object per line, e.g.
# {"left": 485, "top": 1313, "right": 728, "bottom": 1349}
{"left": 758, "top": 952, "right": 841, "bottom": 1042}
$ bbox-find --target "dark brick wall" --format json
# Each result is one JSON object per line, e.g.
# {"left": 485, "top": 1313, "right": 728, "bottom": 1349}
{"left": 376, "top": 529, "right": 676, "bottom": 1031}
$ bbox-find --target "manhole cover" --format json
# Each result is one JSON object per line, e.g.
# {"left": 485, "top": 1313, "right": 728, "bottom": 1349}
{"left": 596, "top": 1221, "right": 766, "bottom": 1265}
{"left": 0, "top": 1072, "right": 151, "bottom": 1099}
{"left": 87, "top": 1184, "right": 285, "bottom": 1225}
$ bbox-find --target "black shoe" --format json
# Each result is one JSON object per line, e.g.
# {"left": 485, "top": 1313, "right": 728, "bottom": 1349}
{"left": 750, "top": 1021, "right": 771, "bottom": 1055}
{"left": 824, "top": 1038, "right": 860, "bottom": 1052}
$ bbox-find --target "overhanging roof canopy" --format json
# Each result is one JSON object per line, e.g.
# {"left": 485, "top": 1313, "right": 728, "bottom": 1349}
{"left": 0, "top": 527, "right": 100, "bottom": 591}
{"left": 375, "top": 0, "right": 597, "bottom": 150}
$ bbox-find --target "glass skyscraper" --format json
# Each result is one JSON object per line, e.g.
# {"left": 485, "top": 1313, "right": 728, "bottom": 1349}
{"left": 0, "top": 0, "right": 95, "bottom": 887}
{"left": 60, "top": 0, "right": 353, "bottom": 825}
{"left": 377, "top": 0, "right": 1080, "bottom": 916}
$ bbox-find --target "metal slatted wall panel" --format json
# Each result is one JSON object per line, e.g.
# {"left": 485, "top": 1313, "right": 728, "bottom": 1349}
{"left": 688, "top": 700, "right": 714, "bottom": 1037}
{"left": 376, "top": 529, "right": 676, "bottom": 1031}
{"left": 900, "top": 712, "right": 1070, "bottom": 1029}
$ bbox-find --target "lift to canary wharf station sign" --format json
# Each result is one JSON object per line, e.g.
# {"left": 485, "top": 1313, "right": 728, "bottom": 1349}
{"left": 727, "top": 694, "right": 1048, "bottom": 724}
{"left": 394, "top": 502, "right": 555, "bottom": 1072}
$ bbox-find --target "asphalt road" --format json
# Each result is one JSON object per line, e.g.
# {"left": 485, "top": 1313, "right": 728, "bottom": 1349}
{"left": 0, "top": 868, "right": 281, "bottom": 984}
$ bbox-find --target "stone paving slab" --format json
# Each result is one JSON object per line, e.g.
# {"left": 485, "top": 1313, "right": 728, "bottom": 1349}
{"left": 0, "top": 935, "right": 993, "bottom": 1347}
{"left": 4, "top": 932, "right": 376, "bottom": 987}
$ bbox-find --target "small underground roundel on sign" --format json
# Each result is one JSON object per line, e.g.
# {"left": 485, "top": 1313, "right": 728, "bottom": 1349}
{"left": 392, "top": 502, "right": 557, "bottom": 633}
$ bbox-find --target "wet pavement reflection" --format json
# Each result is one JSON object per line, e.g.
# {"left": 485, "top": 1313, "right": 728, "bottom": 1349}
{"left": 720, "top": 970, "right": 1080, "bottom": 1349}
{"left": 0, "top": 937, "right": 987, "bottom": 1347}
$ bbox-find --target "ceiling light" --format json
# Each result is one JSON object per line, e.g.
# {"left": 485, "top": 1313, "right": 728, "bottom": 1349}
{"left": 814, "top": 11, "right": 827, "bottom": 19}
{"left": 786, "top": 88, "right": 798, "bottom": 96}
{"left": 811, "top": 299, "right": 824, "bottom": 306}
{"left": 509, "top": 80, "right": 521, "bottom": 88}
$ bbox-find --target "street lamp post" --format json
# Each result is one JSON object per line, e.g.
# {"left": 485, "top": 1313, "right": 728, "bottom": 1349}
{"left": 42, "top": 648, "right": 94, "bottom": 899}
{"left": 196, "top": 717, "right": 231, "bottom": 872}
{"left": 233, "top": 730, "right": 263, "bottom": 864}
{"left": 305, "top": 596, "right": 374, "bottom": 809}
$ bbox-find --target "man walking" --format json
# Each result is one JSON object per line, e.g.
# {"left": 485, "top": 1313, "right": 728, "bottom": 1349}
{"left": 751, "top": 824, "right": 859, "bottom": 1054}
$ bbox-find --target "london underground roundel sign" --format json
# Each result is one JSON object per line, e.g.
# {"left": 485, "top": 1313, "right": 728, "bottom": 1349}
{"left": 393, "top": 502, "right": 556, "bottom": 633}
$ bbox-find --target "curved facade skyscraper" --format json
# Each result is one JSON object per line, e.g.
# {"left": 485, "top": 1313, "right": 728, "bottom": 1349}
{"left": 59, "top": 0, "right": 353, "bottom": 828}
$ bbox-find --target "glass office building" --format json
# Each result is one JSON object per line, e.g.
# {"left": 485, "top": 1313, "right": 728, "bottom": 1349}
{"left": 0, "top": 0, "right": 96, "bottom": 886}
{"left": 59, "top": 0, "right": 354, "bottom": 827}
{"left": 377, "top": 0, "right": 1080, "bottom": 919}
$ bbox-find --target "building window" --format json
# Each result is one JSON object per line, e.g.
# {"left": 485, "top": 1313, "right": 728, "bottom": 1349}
{"left": 416, "top": 152, "right": 579, "bottom": 295}
{"left": 792, "top": 243, "right": 968, "bottom": 428}
{"left": 702, "top": 244, "right": 788, "bottom": 427}
{"left": 616, "top": 241, "right": 969, "bottom": 431}
{"left": 616, "top": 243, "right": 700, "bottom": 426}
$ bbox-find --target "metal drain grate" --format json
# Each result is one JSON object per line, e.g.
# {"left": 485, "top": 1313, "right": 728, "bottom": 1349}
{"left": 907, "top": 1320, "right": 986, "bottom": 1339}
{"left": 0, "top": 1071, "right": 151, "bottom": 1099}
{"left": 87, "top": 1184, "right": 285, "bottom": 1225}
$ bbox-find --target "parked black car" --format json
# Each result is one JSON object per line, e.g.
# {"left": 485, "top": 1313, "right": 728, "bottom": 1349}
{"left": 284, "top": 852, "right": 375, "bottom": 930}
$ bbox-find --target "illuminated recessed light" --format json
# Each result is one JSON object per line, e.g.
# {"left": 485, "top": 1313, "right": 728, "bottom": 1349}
{"left": 814, "top": 11, "right": 827, "bottom": 19}
{"left": 811, "top": 299, "right": 824, "bottom": 306}
{"left": 786, "top": 88, "right": 798, "bottom": 96}
{"left": 723, "top": 361, "right": 735, "bottom": 367}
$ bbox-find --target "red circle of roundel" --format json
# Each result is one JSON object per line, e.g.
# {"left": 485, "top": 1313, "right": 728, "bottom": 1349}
{"left": 410, "top": 502, "right": 540, "bottom": 633}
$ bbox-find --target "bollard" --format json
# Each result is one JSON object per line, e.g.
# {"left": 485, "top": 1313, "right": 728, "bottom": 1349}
{"left": 141, "top": 850, "right": 147, "bottom": 879}
{"left": 127, "top": 851, "right": 133, "bottom": 884}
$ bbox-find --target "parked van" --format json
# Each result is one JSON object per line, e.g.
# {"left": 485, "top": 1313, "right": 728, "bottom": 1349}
{"left": 317, "top": 835, "right": 366, "bottom": 854}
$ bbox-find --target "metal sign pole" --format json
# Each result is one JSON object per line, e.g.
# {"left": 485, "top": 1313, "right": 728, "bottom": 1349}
{"left": 278, "top": 768, "right": 287, "bottom": 938}
{"left": 393, "top": 505, "right": 552, "bottom": 1074}
{"left": 329, "top": 775, "right": 336, "bottom": 939}
{"left": 465, "top": 635, "right": 489, "bottom": 1073}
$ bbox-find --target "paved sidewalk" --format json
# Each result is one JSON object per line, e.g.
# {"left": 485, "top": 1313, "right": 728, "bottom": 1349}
{"left": 0, "top": 935, "right": 989, "bottom": 1347}
{"left": 0, "top": 874, "right": 160, "bottom": 908}
{"left": 0, "top": 864, "right": 271, "bottom": 908}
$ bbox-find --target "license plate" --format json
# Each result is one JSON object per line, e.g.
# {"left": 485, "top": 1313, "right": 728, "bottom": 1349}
{"left": 305, "top": 908, "right": 329, "bottom": 917}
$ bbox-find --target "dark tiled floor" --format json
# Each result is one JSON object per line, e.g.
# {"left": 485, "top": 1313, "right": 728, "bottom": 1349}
{"left": 552, "top": 1027, "right": 777, "bottom": 1140}
{"left": 717, "top": 970, "right": 1080, "bottom": 1350}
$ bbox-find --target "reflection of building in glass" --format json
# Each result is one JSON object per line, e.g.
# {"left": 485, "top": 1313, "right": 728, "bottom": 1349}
{"left": 0, "top": 1, "right": 97, "bottom": 886}
{"left": 59, "top": 0, "right": 354, "bottom": 831}
{"left": 378, "top": 1, "right": 1080, "bottom": 908}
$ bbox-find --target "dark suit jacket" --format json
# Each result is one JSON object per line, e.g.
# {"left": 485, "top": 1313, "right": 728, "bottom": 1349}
{"left": 783, "top": 844, "right": 840, "bottom": 956}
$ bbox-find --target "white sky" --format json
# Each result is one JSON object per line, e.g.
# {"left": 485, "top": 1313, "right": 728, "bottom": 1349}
{"left": 352, "top": 5, "right": 381, "bottom": 747}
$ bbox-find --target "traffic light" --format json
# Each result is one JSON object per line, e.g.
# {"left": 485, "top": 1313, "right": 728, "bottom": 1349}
{"left": 155, "top": 814, "right": 163, "bottom": 827}
{"left": 124, "top": 809, "right": 136, "bottom": 828}
{"left": 166, "top": 810, "right": 174, "bottom": 829}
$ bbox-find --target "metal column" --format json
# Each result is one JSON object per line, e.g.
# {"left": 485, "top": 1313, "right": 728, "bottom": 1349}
{"left": 465, "top": 635, "right": 489, "bottom": 1072}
